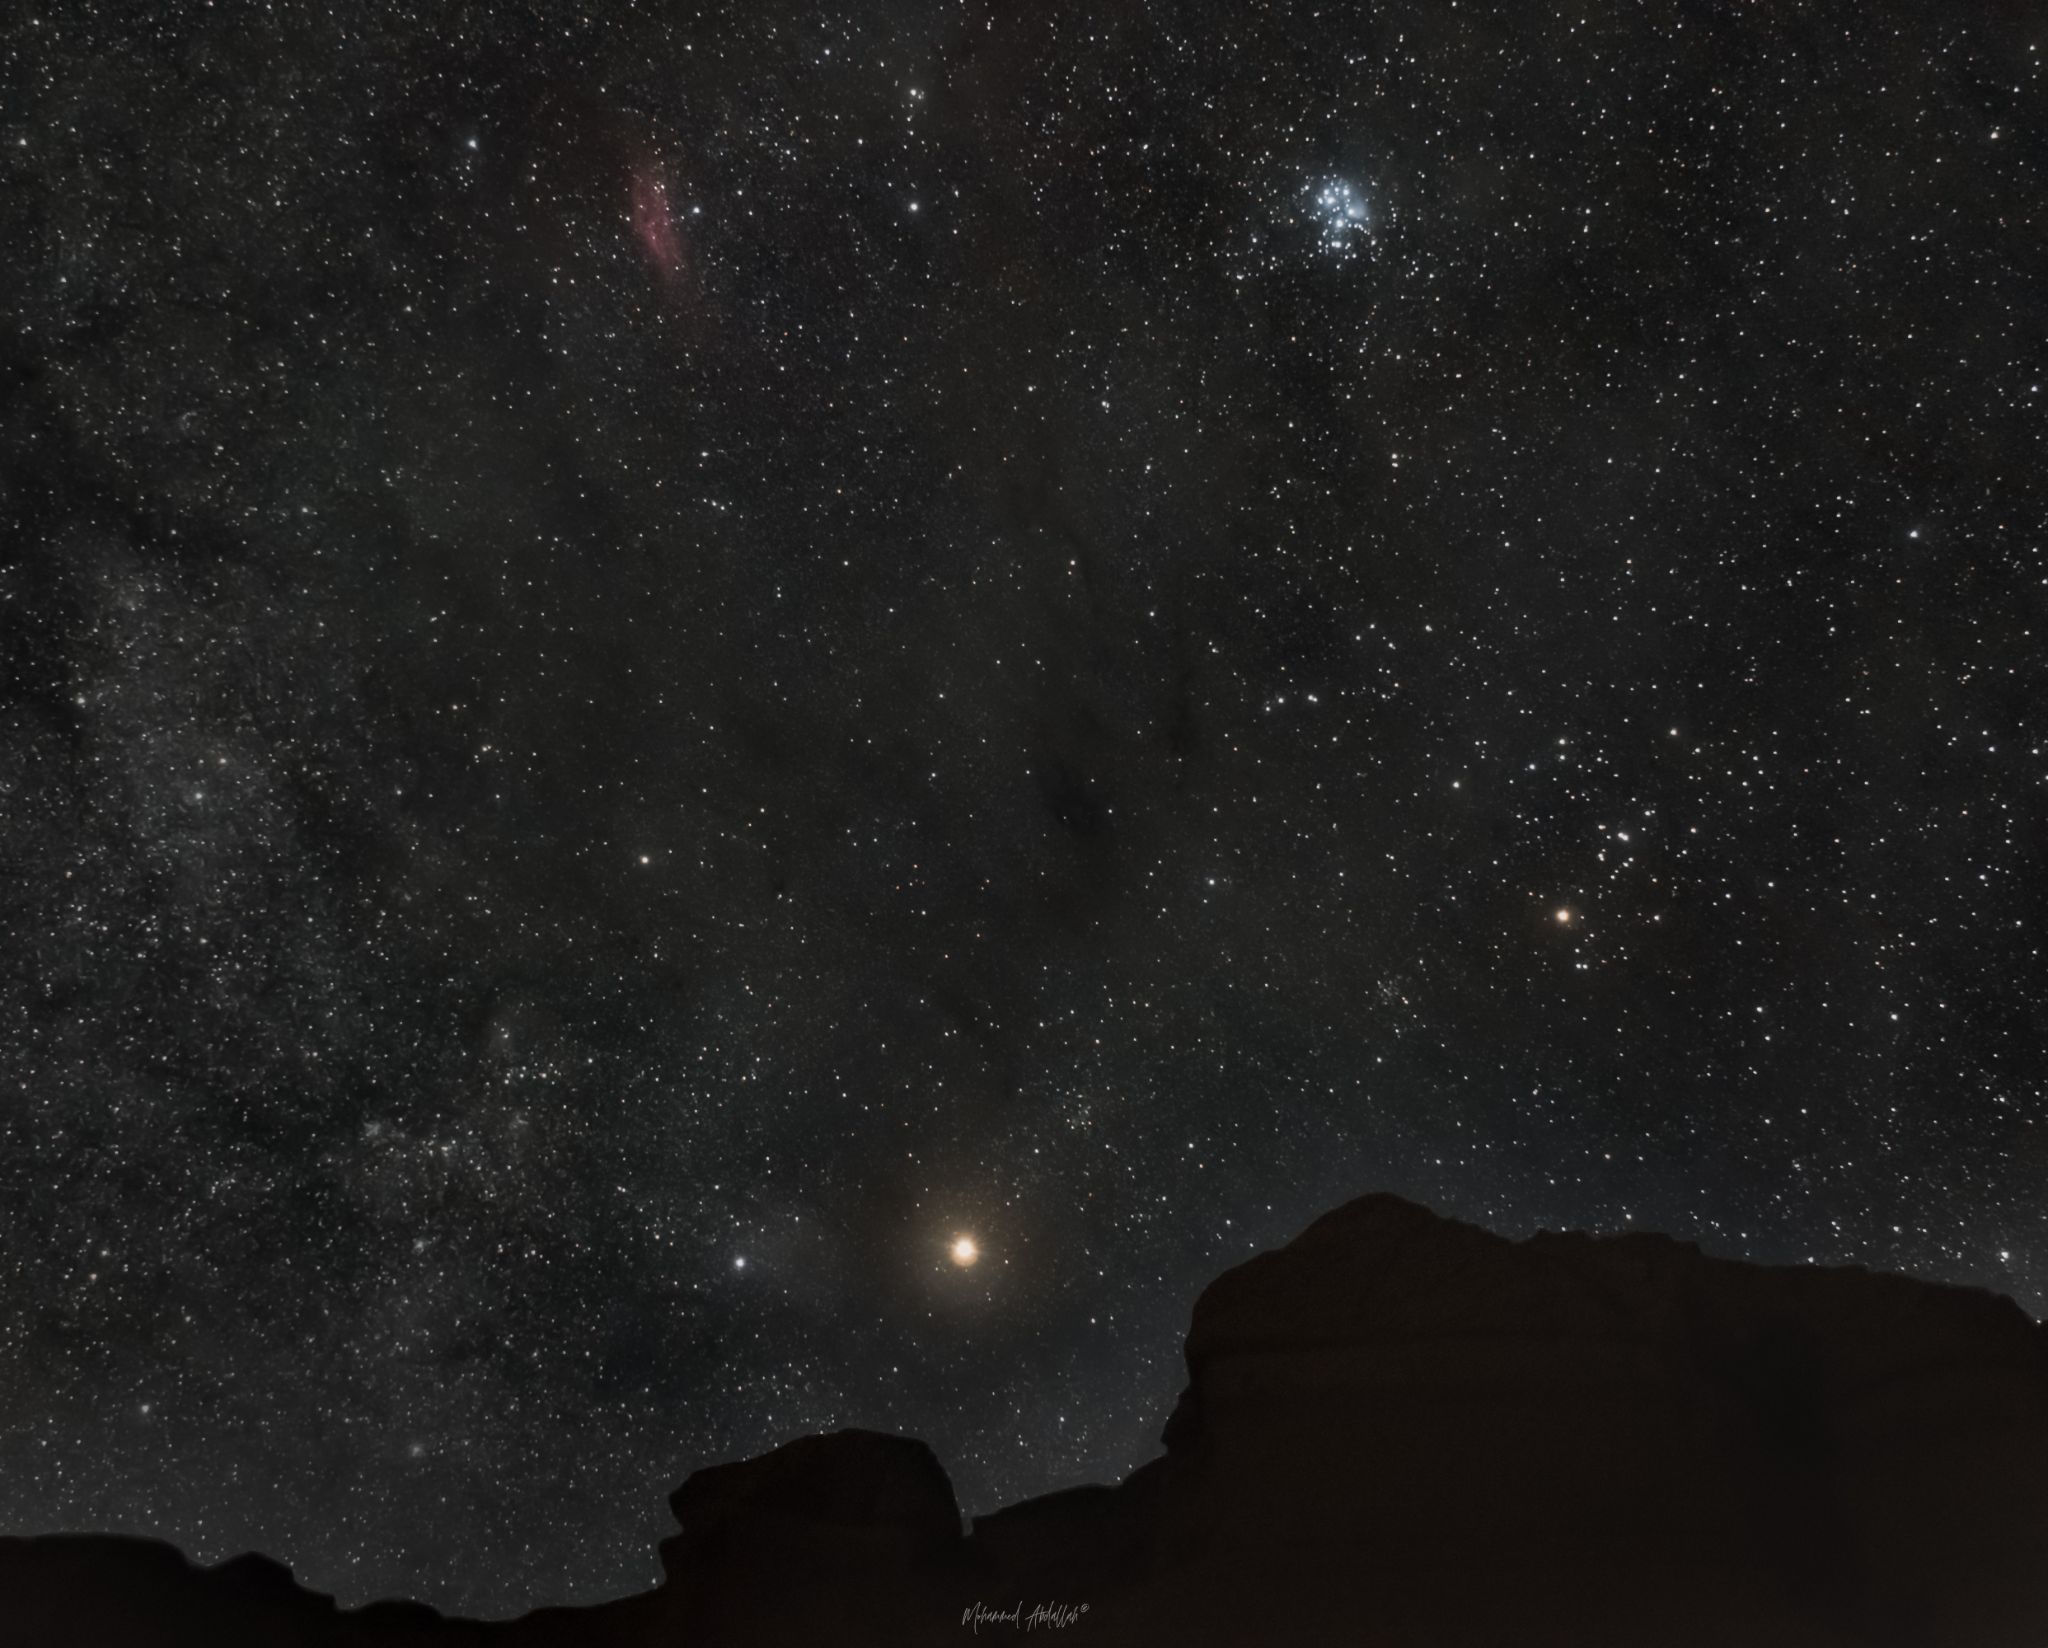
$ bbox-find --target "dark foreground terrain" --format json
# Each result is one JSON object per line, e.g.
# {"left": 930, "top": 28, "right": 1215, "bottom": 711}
{"left": 9, "top": 1193, "right": 2048, "bottom": 1645}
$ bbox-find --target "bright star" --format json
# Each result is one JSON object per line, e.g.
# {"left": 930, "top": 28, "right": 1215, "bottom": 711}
{"left": 950, "top": 1235, "right": 979, "bottom": 1267}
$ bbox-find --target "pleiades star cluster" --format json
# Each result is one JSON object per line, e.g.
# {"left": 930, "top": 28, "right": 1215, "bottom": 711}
{"left": 2, "top": 0, "right": 2043, "bottom": 1619}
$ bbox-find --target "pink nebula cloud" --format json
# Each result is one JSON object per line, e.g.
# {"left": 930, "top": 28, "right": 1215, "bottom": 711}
{"left": 630, "top": 166, "right": 683, "bottom": 282}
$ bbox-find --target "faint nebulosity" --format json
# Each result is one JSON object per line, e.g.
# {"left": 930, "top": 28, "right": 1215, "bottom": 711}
{"left": 1, "top": 0, "right": 2043, "bottom": 1620}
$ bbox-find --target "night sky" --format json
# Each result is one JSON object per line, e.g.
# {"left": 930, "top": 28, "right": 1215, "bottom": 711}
{"left": 3, "top": 0, "right": 2045, "bottom": 1620}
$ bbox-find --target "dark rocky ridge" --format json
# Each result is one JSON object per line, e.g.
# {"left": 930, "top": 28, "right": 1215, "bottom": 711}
{"left": 8, "top": 1193, "right": 2048, "bottom": 1645}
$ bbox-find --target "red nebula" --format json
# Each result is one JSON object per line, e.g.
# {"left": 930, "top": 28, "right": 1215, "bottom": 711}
{"left": 630, "top": 165, "right": 684, "bottom": 282}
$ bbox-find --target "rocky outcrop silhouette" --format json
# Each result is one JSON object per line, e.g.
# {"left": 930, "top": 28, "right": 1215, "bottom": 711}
{"left": 7, "top": 1193, "right": 2048, "bottom": 1645}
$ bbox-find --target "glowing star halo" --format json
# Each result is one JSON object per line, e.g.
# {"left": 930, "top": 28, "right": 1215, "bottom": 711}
{"left": 949, "top": 1235, "right": 979, "bottom": 1268}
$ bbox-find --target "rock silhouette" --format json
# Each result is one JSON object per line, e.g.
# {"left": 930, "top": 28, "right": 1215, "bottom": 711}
{"left": 7, "top": 1193, "right": 2047, "bottom": 1645}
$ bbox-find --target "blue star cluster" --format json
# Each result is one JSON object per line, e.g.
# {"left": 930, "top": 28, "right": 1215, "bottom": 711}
{"left": 1308, "top": 178, "right": 1376, "bottom": 257}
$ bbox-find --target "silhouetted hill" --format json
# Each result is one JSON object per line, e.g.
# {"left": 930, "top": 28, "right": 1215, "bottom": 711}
{"left": 9, "top": 1193, "right": 2048, "bottom": 1645}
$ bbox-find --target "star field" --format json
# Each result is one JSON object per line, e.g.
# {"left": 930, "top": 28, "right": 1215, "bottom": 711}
{"left": 2, "top": 0, "right": 2045, "bottom": 1620}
